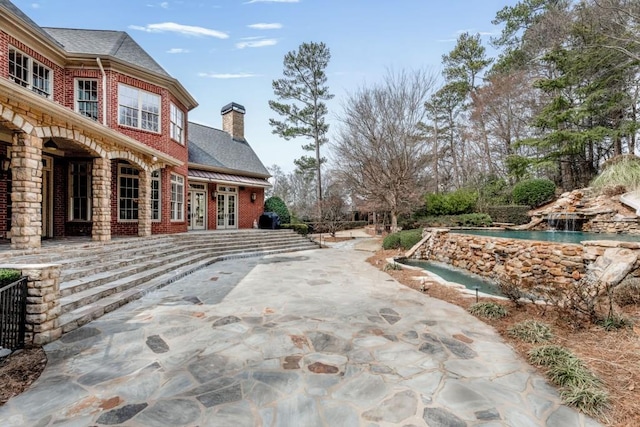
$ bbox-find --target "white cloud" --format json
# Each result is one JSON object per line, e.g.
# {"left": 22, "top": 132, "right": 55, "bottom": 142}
{"left": 167, "top": 48, "right": 190, "bottom": 54}
{"left": 245, "top": 0, "right": 299, "bottom": 3}
{"left": 236, "top": 39, "right": 278, "bottom": 49}
{"left": 31, "top": 3, "right": 40, "bottom": 8}
{"left": 160, "top": 1, "right": 169, "bottom": 8}
{"left": 247, "top": 23, "right": 282, "bottom": 30}
{"left": 198, "top": 72, "right": 259, "bottom": 79}
{"left": 129, "top": 22, "right": 229, "bottom": 39}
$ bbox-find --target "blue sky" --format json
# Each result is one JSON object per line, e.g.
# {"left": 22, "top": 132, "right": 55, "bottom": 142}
{"left": 14, "top": 0, "right": 519, "bottom": 173}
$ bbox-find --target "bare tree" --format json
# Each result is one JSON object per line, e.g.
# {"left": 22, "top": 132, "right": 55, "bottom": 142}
{"left": 333, "top": 69, "right": 438, "bottom": 232}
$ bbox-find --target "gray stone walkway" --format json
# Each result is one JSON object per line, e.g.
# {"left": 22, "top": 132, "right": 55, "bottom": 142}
{"left": 0, "top": 244, "right": 601, "bottom": 426}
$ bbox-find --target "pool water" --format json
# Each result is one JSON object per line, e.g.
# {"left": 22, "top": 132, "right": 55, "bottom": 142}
{"left": 401, "top": 259, "right": 503, "bottom": 297}
{"left": 452, "top": 229, "right": 640, "bottom": 244}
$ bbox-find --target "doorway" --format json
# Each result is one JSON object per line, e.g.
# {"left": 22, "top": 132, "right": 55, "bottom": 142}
{"left": 187, "top": 183, "right": 206, "bottom": 231}
{"left": 42, "top": 155, "right": 53, "bottom": 238}
{"left": 216, "top": 186, "right": 237, "bottom": 230}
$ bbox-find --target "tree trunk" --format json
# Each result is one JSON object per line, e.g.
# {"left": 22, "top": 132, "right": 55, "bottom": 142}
{"left": 390, "top": 211, "right": 398, "bottom": 233}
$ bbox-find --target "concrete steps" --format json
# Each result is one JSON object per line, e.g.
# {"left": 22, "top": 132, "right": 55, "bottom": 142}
{"left": 6, "top": 230, "right": 319, "bottom": 334}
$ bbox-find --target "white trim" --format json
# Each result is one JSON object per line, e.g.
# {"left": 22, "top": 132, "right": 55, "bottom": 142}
{"left": 74, "top": 78, "right": 99, "bottom": 121}
{"left": 151, "top": 169, "right": 161, "bottom": 222}
{"left": 170, "top": 103, "right": 185, "bottom": 144}
{"left": 117, "top": 83, "right": 161, "bottom": 133}
{"left": 117, "top": 163, "right": 140, "bottom": 222}
{"left": 170, "top": 173, "right": 185, "bottom": 222}
{"left": 8, "top": 46, "right": 53, "bottom": 99}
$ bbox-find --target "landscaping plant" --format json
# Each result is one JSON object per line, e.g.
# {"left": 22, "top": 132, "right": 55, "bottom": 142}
{"left": 467, "top": 302, "right": 508, "bottom": 319}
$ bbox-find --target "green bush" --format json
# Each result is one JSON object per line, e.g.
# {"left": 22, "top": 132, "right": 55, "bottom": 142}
{"left": 264, "top": 196, "right": 291, "bottom": 224}
{"left": 468, "top": 302, "right": 508, "bottom": 319}
{"left": 0, "top": 269, "right": 21, "bottom": 287}
{"left": 477, "top": 175, "right": 512, "bottom": 206}
{"left": 382, "top": 229, "right": 423, "bottom": 250}
{"left": 457, "top": 213, "right": 492, "bottom": 227}
{"left": 512, "top": 179, "right": 556, "bottom": 207}
{"left": 425, "top": 189, "right": 478, "bottom": 216}
{"left": 281, "top": 223, "right": 309, "bottom": 235}
{"left": 508, "top": 320, "right": 553, "bottom": 343}
{"left": 416, "top": 214, "right": 492, "bottom": 228}
{"left": 483, "top": 205, "right": 531, "bottom": 225}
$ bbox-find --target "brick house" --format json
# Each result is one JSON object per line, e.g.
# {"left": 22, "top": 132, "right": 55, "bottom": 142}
{"left": 0, "top": 0, "right": 270, "bottom": 249}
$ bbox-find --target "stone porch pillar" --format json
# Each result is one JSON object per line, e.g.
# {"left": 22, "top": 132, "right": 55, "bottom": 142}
{"left": 138, "top": 169, "right": 151, "bottom": 237}
{"left": 10, "top": 132, "right": 42, "bottom": 250}
{"left": 92, "top": 157, "right": 111, "bottom": 241}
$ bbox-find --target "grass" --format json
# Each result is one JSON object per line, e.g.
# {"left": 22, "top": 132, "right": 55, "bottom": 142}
{"left": 508, "top": 319, "right": 553, "bottom": 343}
{"left": 591, "top": 155, "right": 640, "bottom": 192}
{"left": 529, "top": 345, "right": 609, "bottom": 417}
{"left": 598, "top": 314, "right": 633, "bottom": 331}
{"left": 467, "top": 302, "right": 508, "bottom": 319}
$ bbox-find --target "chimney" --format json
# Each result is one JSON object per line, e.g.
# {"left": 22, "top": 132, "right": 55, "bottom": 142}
{"left": 221, "top": 102, "right": 246, "bottom": 141}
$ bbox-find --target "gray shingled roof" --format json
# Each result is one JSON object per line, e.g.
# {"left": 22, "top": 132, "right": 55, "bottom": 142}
{"left": 0, "top": 0, "right": 62, "bottom": 47}
{"left": 42, "top": 28, "right": 170, "bottom": 77}
{"left": 188, "top": 122, "right": 270, "bottom": 178}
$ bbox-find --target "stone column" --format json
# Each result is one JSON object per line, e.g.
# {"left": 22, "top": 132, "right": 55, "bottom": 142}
{"left": 92, "top": 157, "right": 111, "bottom": 241}
{"left": 10, "top": 132, "right": 42, "bottom": 250}
{"left": 138, "top": 169, "right": 151, "bottom": 237}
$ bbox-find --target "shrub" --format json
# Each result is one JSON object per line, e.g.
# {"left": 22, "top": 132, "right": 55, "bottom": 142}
{"left": 457, "top": 213, "right": 492, "bottom": 227}
{"left": 612, "top": 277, "right": 640, "bottom": 306}
{"left": 382, "top": 229, "right": 423, "bottom": 250}
{"left": 508, "top": 320, "right": 553, "bottom": 343}
{"left": 468, "top": 302, "right": 508, "bottom": 319}
{"left": 477, "top": 175, "right": 512, "bottom": 206}
{"left": 417, "top": 214, "right": 492, "bottom": 228}
{"left": 384, "top": 262, "right": 402, "bottom": 271}
{"left": 281, "top": 223, "right": 309, "bottom": 235}
{"left": 483, "top": 205, "right": 531, "bottom": 225}
{"left": 512, "top": 179, "right": 556, "bottom": 207}
{"left": 264, "top": 196, "right": 291, "bottom": 224}
{"left": 528, "top": 345, "right": 576, "bottom": 367}
{"left": 0, "top": 269, "right": 21, "bottom": 287}
{"left": 597, "top": 314, "right": 632, "bottom": 331}
{"left": 425, "top": 189, "right": 478, "bottom": 216}
{"left": 560, "top": 387, "right": 609, "bottom": 419}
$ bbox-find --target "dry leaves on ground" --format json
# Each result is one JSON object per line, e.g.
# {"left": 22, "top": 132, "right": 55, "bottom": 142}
{"left": 368, "top": 249, "right": 640, "bottom": 427}
{"left": 0, "top": 347, "right": 47, "bottom": 406}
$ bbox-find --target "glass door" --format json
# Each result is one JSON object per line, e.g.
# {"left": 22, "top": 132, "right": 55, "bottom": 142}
{"left": 216, "top": 186, "right": 238, "bottom": 229}
{"left": 188, "top": 183, "right": 207, "bottom": 230}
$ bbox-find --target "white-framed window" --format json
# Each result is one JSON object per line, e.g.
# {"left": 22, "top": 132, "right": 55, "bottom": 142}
{"left": 170, "top": 103, "right": 185, "bottom": 144}
{"left": 118, "top": 83, "right": 160, "bottom": 132}
{"left": 69, "top": 162, "right": 92, "bottom": 221}
{"left": 170, "top": 174, "right": 184, "bottom": 221}
{"left": 151, "top": 170, "right": 161, "bottom": 222}
{"left": 75, "top": 79, "right": 98, "bottom": 121}
{"left": 118, "top": 164, "right": 139, "bottom": 221}
{"left": 8, "top": 47, "right": 52, "bottom": 98}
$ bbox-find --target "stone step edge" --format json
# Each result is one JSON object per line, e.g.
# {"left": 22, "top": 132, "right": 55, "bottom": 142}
{"left": 59, "top": 240, "right": 319, "bottom": 296}
{"left": 57, "top": 245, "right": 320, "bottom": 334}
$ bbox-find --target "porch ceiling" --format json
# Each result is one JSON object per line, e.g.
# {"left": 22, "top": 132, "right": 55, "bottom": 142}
{"left": 188, "top": 169, "right": 271, "bottom": 188}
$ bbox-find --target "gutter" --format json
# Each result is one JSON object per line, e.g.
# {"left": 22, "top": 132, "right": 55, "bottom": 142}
{"left": 96, "top": 58, "right": 107, "bottom": 126}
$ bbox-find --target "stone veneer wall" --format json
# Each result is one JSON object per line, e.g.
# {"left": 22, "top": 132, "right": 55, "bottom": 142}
{"left": 409, "top": 229, "right": 640, "bottom": 290}
{"left": 0, "top": 263, "right": 62, "bottom": 346}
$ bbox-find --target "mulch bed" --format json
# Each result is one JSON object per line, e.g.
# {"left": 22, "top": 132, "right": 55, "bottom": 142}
{"left": 0, "top": 347, "right": 47, "bottom": 406}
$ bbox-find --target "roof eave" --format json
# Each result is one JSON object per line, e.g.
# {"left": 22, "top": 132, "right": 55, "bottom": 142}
{"left": 0, "top": 78, "right": 183, "bottom": 167}
{"left": 66, "top": 54, "right": 199, "bottom": 111}
{"left": 188, "top": 161, "right": 271, "bottom": 179}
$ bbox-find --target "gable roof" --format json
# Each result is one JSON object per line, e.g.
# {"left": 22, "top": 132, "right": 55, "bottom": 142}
{"left": 188, "top": 122, "right": 270, "bottom": 178}
{"left": 42, "top": 27, "right": 170, "bottom": 77}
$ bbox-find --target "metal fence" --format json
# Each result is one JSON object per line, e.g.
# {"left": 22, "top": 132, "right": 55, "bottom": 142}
{"left": 0, "top": 277, "right": 28, "bottom": 351}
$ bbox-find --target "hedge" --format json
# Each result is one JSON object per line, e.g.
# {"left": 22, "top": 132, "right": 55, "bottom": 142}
{"left": 0, "top": 269, "right": 21, "bottom": 287}
{"left": 425, "top": 189, "right": 478, "bottom": 216}
{"left": 382, "top": 229, "right": 423, "bottom": 250}
{"left": 281, "top": 223, "right": 309, "bottom": 235}
{"left": 512, "top": 179, "right": 556, "bottom": 208}
{"left": 484, "top": 205, "right": 531, "bottom": 225}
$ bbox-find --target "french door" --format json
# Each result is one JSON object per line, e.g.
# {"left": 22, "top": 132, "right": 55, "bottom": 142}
{"left": 216, "top": 186, "right": 237, "bottom": 230}
{"left": 187, "top": 183, "right": 206, "bottom": 230}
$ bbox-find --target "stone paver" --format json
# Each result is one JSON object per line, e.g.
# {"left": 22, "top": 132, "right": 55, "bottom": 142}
{"left": 0, "top": 241, "right": 601, "bottom": 426}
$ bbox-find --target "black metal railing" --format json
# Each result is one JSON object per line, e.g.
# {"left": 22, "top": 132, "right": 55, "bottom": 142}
{"left": 0, "top": 277, "right": 28, "bottom": 351}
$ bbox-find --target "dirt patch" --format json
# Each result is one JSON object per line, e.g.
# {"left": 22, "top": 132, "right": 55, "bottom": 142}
{"left": 368, "top": 249, "right": 640, "bottom": 426}
{"left": 0, "top": 347, "right": 47, "bottom": 406}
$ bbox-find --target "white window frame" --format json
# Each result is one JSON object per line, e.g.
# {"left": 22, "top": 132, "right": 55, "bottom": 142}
{"left": 75, "top": 78, "right": 99, "bottom": 121}
{"left": 151, "top": 169, "right": 161, "bottom": 222}
{"left": 117, "top": 83, "right": 161, "bottom": 133}
{"left": 170, "top": 103, "right": 185, "bottom": 144}
{"left": 8, "top": 47, "right": 52, "bottom": 98}
{"left": 118, "top": 164, "right": 140, "bottom": 222}
{"left": 170, "top": 174, "right": 185, "bottom": 222}
{"left": 68, "top": 162, "right": 92, "bottom": 221}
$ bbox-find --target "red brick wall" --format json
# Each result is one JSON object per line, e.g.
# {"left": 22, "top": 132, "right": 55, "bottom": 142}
{"left": 238, "top": 186, "right": 264, "bottom": 229}
{"left": 151, "top": 168, "right": 188, "bottom": 235}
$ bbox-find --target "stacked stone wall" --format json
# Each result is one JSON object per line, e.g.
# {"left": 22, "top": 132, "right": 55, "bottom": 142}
{"left": 411, "top": 229, "right": 640, "bottom": 292}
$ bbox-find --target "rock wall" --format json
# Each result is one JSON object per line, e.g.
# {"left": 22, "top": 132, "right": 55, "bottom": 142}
{"left": 409, "top": 229, "right": 640, "bottom": 293}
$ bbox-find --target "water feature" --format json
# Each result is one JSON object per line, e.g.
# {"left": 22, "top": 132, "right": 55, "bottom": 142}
{"left": 546, "top": 210, "right": 580, "bottom": 231}
{"left": 400, "top": 259, "right": 503, "bottom": 297}
{"left": 452, "top": 229, "right": 640, "bottom": 244}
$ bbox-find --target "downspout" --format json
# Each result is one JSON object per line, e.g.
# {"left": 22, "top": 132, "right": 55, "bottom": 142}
{"left": 96, "top": 57, "right": 107, "bottom": 126}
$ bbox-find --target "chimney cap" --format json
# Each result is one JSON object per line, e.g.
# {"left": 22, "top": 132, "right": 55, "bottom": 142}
{"left": 221, "top": 102, "right": 246, "bottom": 115}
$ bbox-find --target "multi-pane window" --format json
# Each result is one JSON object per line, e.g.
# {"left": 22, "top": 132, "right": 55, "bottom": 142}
{"left": 170, "top": 103, "right": 184, "bottom": 144}
{"left": 151, "top": 170, "right": 161, "bottom": 221}
{"left": 118, "top": 84, "right": 160, "bottom": 132}
{"left": 8, "top": 48, "right": 52, "bottom": 98}
{"left": 76, "top": 79, "right": 99, "bottom": 120}
{"left": 170, "top": 174, "right": 184, "bottom": 221}
{"left": 69, "top": 162, "right": 92, "bottom": 221}
{"left": 118, "top": 165, "right": 139, "bottom": 221}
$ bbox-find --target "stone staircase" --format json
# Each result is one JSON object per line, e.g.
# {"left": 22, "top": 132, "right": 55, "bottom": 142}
{"left": 1, "top": 230, "right": 319, "bottom": 334}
